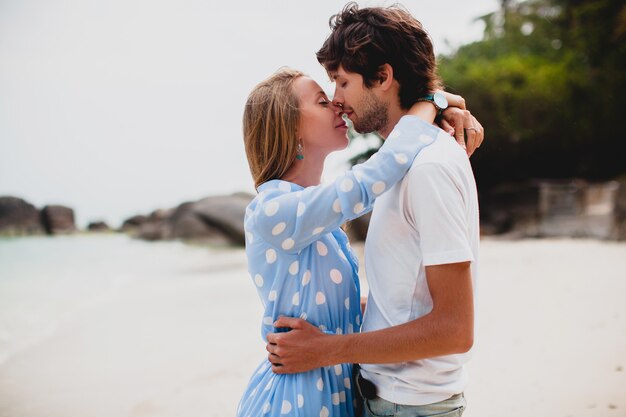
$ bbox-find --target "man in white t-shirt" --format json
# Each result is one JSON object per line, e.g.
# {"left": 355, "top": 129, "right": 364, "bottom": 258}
{"left": 266, "top": 4, "right": 482, "bottom": 416}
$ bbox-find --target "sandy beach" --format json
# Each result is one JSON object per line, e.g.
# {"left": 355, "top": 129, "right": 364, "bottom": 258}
{"left": 0, "top": 237, "right": 624, "bottom": 417}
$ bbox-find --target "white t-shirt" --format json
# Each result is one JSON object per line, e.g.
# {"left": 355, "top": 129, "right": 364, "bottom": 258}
{"left": 360, "top": 129, "right": 480, "bottom": 406}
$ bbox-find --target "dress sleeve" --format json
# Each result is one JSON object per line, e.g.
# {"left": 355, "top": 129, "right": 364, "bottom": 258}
{"left": 250, "top": 116, "right": 440, "bottom": 253}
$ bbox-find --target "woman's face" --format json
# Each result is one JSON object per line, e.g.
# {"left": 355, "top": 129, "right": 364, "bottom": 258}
{"left": 293, "top": 76, "right": 348, "bottom": 157}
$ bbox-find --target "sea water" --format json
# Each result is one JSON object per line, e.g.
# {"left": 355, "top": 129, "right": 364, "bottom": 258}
{"left": 0, "top": 234, "right": 239, "bottom": 366}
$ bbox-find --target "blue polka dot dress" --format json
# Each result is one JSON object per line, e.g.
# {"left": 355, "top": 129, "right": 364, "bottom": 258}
{"left": 236, "top": 116, "right": 439, "bottom": 417}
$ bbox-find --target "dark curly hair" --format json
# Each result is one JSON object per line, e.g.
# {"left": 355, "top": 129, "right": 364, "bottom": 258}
{"left": 317, "top": 2, "right": 441, "bottom": 109}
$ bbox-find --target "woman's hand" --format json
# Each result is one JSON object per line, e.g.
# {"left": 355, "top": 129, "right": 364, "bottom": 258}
{"left": 437, "top": 91, "right": 484, "bottom": 157}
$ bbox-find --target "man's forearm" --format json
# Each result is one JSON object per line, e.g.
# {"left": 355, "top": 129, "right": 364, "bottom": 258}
{"left": 326, "top": 310, "right": 473, "bottom": 366}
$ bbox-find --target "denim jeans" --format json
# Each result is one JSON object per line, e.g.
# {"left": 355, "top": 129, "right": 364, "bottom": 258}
{"left": 364, "top": 393, "right": 466, "bottom": 417}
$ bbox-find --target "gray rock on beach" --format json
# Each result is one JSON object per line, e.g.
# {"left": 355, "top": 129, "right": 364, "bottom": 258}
{"left": 123, "top": 192, "right": 255, "bottom": 246}
{"left": 120, "top": 215, "right": 149, "bottom": 232}
{"left": 191, "top": 192, "right": 255, "bottom": 245}
{"left": 41, "top": 205, "right": 76, "bottom": 234}
{"left": 0, "top": 196, "right": 44, "bottom": 235}
{"left": 87, "top": 221, "right": 111, "bottom": 232}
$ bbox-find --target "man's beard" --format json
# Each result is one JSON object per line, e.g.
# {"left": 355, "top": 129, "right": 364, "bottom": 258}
{"left": 351, "top": 90, "right": 388, "bottom": 134}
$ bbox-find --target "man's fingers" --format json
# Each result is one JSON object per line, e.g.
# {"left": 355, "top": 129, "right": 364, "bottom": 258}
{"left": 272, "top": 364, "right": 287, "bottom": 374}
{"left": 266, "top": 332, "right": 278, "bottom": 344}
{"left": 267, "top": 352, "right": 282, "bottom": 364}
{"left": 273, "top": 316, "right": 303, "bottom": 329}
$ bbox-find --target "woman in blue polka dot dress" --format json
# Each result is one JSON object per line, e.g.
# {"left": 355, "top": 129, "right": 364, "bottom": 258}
{"left": 235, "top": 68, "right": 443, "bottom": 417}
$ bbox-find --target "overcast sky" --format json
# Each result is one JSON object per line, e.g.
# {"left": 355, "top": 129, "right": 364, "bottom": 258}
{"left": 0, "top": 0, "right": 498, "bottom": 227}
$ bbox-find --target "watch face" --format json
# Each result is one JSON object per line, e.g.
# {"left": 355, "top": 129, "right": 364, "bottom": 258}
{"left": 433, "top": 92, "right": 448, "bottom": 109}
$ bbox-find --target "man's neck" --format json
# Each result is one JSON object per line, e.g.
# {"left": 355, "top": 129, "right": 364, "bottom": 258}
{"left": 378, "top": 102, "right": 408, "bottom": 140}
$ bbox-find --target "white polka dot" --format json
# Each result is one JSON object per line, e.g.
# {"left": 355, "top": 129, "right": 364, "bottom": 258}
{"left": 340, "top": 391, "right": 346, "bottom": 402}
{"left": 395, "top": 153, "right": 408, "bottom": 165}
{"left": 279, "top": 182, "right": 291, "bottom": 192}
{"left": 297, "top": 394, "right": 304, "bottom": 408}
{"left": 372, "top": 181, "right": 386, "bottom": 194}
{"left": 263, "top": 403, "right": 271, "bottom": 414}
{"left": 272, "top": 222, "right": 286, "bottom": 236}
{"left": 281, "top": 400, "right": 292, "bottom": 414}
{"left": 268, "top": 290, "right": 277, "bottom": 302}
{"left": 316, "top": 378, "right": 324, "bottom": 391}
{"left": 282, "top": 238, "right": 295, "bottom": 250}
{"left": 288, "top": 261, "right": 299, "bottom": 275}
{"left": 246, "top": 207, "right": 253, "bottom": 217}
{"left": 264, "top": 201, "right": 280, "bottom": 216}
{"left": 316, "top": 241, "right": 328, "bottom": 256}
{"left": 419, "top": 133, "right": 433, "bottom": 144}
{"left": 339, "top": 250, "right": 347, "bottom": 261}
{"left": 246, "top": 232, "right": 254, "bottom": 243}
{"left": 353, "top": 203, "right": 365, "bottom": 214}
{"left": 320, "top": 406, "right": 329, "bottom": 417}
{"left": 334, "top": 364, "right": 342, "bottom": 375}
{"left": 319, "top": 324, "right": 327, "bottom": 331}
{"left": 332, "top": 199, "right": 341, "bottom": 213}
{"left": 332, "top": 393, "right": 340, "bottom": 405}
{"left": 291, "top": 291, "right": 300, "bottom": 306}
{"left": 264, "top": 377, "right": 274, "bottom": 391}
{"left": 388, "top": 129, "right": 401, "bottom": 139}
{"left": 302, "top": 270, "right": 311, "bottom": 286}
{"left": 348, "top": 323, "right": 354, "bottom": 333}
{"left": 297, "top": 202, "right": 306, "bottom": 217}
{"left": 249, "top": 386, "right": 257, "bottom": 396}
{"left": 354, "top": 169, "right": 364, "bottom": 181}
{"left": 344, "top": 297, "right": 350, "bottom": 310}
{"left": 266, "top": 249, "right": 277, "bottom": 264}
{"left": 336, "top": 327, "right": 343, "bottom": 335}
{"left": 344, "top": 377, "right": 351, "bottom": 389}
{"left": 299, "top": 312, "right": 308, "bottom": 320}
{"left": 340, "top": 178, "right": 354, "bottom": 192}
{"left": 330, "top": 269, "right": 343, "bottom": 284}
{"left": 254, "top": 274, "right": 264, "bottom": 287}
{"left": 356, "top": 315, "right": 361, "bottom": 325}
{"left": 262, "top": 316, "right": 273, "bottom": 325}
{"left": 312, "top": 227, "right": 325, "bottom": 235}
{"left": 315, "top": 292, "right": 326, "bottom": 305}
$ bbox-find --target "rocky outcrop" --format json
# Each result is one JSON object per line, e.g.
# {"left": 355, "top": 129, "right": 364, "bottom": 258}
{"left": 191, "top": 193, "right": 254, "bottom": 245}
{"left": 0, "top": 196, "right": 44, "bottom": 235}
{"left": 346, "top": 212, "right": 372, "bottom": 242}
{"left": 123, "top": 193, "right": 255, "bottom": 246}
{"left": 614, "top": 176, "right": 626, "bottom": 240}
{"left": 87, "top": 221, "right": 111, "bottom": 232}
{"left": 41, "top": 205, "right": 76, "bottom": 234}
{"left": 120, "top": 215, "right": 149, "bottom": 232}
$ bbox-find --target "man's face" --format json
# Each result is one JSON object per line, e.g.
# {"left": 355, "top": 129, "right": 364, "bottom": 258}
{"left": 330, "top": 66, "right": 388, "bottom": 134}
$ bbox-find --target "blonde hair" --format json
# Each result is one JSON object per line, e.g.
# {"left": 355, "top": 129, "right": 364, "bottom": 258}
{"left": 243, "top": 68, "right": 305, "bottom": 189}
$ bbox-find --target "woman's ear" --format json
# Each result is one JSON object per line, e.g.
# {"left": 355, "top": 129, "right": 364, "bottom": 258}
{"left": 377, "top": 63, "right": 394, "bottom": 91}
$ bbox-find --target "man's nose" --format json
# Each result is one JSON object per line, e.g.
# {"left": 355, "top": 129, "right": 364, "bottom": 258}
{"left": 331, "top": 100, "right": 344, "bottom": 116}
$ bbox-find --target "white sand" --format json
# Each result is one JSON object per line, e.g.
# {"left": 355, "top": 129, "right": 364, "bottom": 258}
{"left": 0, "top": 239, "right": 624, "bottom": 417}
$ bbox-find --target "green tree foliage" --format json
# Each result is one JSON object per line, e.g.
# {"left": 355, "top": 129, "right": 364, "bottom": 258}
{"left": 438, "top": 0, "right": 626, "bottom": 188}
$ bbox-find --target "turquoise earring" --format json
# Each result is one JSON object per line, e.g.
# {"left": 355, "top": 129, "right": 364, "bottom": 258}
{"left": 296, "top": 141, "right": 304, "bottom": 160}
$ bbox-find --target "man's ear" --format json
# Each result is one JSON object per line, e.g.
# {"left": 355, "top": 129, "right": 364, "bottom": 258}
{"left": 376, "top": 64, "right": 394, "bottom": 91}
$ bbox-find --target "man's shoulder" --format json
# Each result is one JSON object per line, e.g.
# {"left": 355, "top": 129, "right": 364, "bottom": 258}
{"left": 407, "top": 131, "right": 470, "bottom": 174}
